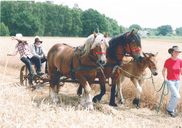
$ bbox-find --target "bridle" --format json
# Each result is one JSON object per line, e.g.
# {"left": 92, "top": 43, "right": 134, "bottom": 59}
{"left": 123, "top": 33, "right": 141, "bottom": 58}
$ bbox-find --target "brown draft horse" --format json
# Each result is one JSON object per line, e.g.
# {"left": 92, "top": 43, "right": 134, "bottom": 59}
{"left": 77, "top": 30, "right": 142, "bottom": 106}
{"left": 113, "top": 52, "right": 158, "bottom": 108}
{"left": 47, "top": 33, "right": 109, "bottom": 109}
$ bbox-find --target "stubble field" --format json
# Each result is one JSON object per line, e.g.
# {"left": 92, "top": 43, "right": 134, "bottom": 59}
{"left": 0, "top": 36, "right": 182, "bottom": 128}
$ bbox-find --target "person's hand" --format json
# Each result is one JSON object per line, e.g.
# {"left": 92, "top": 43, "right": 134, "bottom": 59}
{"left": 11, "top": 36, "right": 15, "bottom": 40}
{"left": 163, "top": 79, "right": 168, "bottom": 85}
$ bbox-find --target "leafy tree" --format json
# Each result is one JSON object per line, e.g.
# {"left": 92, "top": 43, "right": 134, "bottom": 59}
{"left": 62, "top": 7, "right": 73, "bottom": 36}
{"left": 1, "top": 1, "right": 122, "bottom": 36}
{"left": 175, "top": 27, "right": 182, "bottom": 36}
{"left": 119, "top": 25, "right": 127, "bottom": 34}
{"left": 109, "top": 19, "right": 120, "bottom": 36}
{"left": 32, "top": 2, "right": 47, "bottom": 35}
{"left": 1, "top": 1, "right": 41, "bottom": 36}
{"left": 129, "top": 24, "right": 142, "bottom": 31}
{"left": 157, "top": 25, "right": 173, "bottom": 36}
{"left": 0, "top": 22, "right": 10, "bottom": 36}
{"left": 71, "top": 8, "right": 83, "bottom": 36}
{"left": 44, "top": 4, "right": 63, "bottom": 36}
{"left": 81, "top": 9, "right": 108, "bottom": 36}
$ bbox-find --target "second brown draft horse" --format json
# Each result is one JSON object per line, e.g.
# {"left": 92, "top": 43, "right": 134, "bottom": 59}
{"left": 47, "top": 33, "right": 109, "bottom": 109}
{"left": 77, "top": 30, "right": 142, "bottom": 106}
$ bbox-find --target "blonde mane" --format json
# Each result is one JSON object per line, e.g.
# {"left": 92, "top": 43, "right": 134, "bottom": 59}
{"left": 82, "top": 33, "right": 108, "bottom": 55}
{"left": 82, "top": 34, "right": 96, "bottom": 55}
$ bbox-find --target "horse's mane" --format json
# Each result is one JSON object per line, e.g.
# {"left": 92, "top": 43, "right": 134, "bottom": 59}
{"left": 82, "top": 34, "right": 95, "bottom": 55}
{"left": 109, "top": 32, "right": 128, "bottom": 47}
{"left": 82, "top": 33, "right": 106, "bottom": 55}
{"left": 107, "top": 31, "right": 141, "bottom": 60}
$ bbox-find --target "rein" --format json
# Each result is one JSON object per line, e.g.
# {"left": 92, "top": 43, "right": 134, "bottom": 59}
{"left": 114, "top": 65, "right": 151, "bottom": 80}
{"left": 156, "top": 81, "right": 169, "bottom": 113}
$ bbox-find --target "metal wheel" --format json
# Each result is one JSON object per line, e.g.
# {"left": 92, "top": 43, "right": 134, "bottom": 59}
{"left": 20, "top": 65, "right": 29, "bottom": 86}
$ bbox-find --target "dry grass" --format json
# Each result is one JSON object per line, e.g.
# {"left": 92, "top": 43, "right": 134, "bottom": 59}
{"left": 1, "top": 37, "right": 182, "bottom": 128}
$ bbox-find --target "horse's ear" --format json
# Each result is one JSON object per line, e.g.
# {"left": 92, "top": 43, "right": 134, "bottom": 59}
{"left": 143, "top": 52, "right": 149, "bottom": 57}
{"left": 155, "top": 52, "right": 158, "bottom": 56}
{"left": 93, "top": 32, "right": 97, "bottom": 38}
{"left": 104, "top": 32, "right": 108, "bottom": 38}
{"left": 131, "top": 29, "right": 139, "bottom": 35}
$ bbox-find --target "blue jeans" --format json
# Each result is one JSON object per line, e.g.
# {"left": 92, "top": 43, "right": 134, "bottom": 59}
{"left": 40, "top": 56, "right": 48, "bottom": 73}
{"left": 166, "top": 80, "right": 181, "bottom": 112}
{"left": 21, "top": 56, "right": 42, "bottom": 79}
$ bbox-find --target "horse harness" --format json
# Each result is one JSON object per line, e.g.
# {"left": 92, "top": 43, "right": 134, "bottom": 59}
{"left": 69, "top": 46, "right": 102, "bottom": 80}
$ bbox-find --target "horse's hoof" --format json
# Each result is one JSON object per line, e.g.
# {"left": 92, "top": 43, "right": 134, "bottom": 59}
{"left": 87, "top": 104, "right": 94, "bottom": 110}
{"left": 30, "top": 86, "right": 36, "bottom": 91}
{"left": 83, "top": 102, "right": 94, "bottom": 110}
{"left": 109, "top": 102, "right": 118, "bottom": 107}
{"left": 92, "top": 97, "right": 98, "bottom": 103}
{"left": 132, "top": 98, "right": 140, "bottom": 108}
{"left": 119, "top": 99, "right": 125, "bottom": 104}
{"left": 92, "top": 96, "right": 101, "bottom": 103}
{"left": 27, "top": 85, "right": 36, "bottom": 91}
{"left": 53, "top": 97, "right": 60, "bottom": 104}
{"left": 77, "top": 87, "right": 83, "bottom": 96}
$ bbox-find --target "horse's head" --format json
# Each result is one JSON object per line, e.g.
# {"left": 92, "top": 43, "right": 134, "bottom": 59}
{"left": 124, "top": 29, "right": 142, "bottom": 59}
{"left": 84, "top": 33, "right": 109, "bottom": 66}
{"left": 143, "top": 52, "right": 158, "bottom": 76}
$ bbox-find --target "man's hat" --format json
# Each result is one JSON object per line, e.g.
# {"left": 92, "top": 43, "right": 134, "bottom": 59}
{"left": 168, "top": 46, "right": 182, "bottom": 54}
{"left": 34, "top": 36, "right": 43, "bottom": 43}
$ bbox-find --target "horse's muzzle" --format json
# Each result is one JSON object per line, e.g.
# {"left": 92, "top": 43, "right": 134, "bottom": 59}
{"left": 97, "top": 60, "right": 107, "bottom": 66}
{"left": 152, "top": 72, "right": 158, "bottom": 76}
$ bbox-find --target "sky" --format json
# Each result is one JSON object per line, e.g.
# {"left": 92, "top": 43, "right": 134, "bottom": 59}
{"left": 37, "top": 0, "right": 182, "bottom": 29}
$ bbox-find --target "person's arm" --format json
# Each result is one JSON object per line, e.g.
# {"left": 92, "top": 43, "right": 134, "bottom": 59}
{"left": 162, "top": 67, "right": 167, "bottom": 81}
{"left": 30, "top": 44, "right": 36, "bottom": 55}
{"left": 12, "top": 36, "right": 27, "bottom": 43}
{"left": 41, "top": 47, "right": 47, "bottom": 57}
{"left": 30, "top": 44, "right": 40, "bottom": 57}
{"left": 7, "top": 46, "right": 18, "bottom": 56}
{"left": 180, "top": 68, "right": 182, "bottom": 75}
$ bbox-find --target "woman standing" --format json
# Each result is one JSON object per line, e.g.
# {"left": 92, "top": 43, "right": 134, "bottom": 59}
{"left": 162, "top": 45, "right": 182, "bottom": 117}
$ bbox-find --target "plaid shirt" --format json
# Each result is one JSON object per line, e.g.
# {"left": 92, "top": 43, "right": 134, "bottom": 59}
{"left": 15, "top": 42, "right": 33, "bottom": 58}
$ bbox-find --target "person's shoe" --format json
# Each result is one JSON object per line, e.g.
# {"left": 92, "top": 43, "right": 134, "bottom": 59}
{"left": 167, "top": 110, "right": 176, "bottom": 118}
{"left": 28, "top": 80, "right": 33, "bottom": 85}
{"left": 37, "top": 72, "right": 44, "bottom": 76}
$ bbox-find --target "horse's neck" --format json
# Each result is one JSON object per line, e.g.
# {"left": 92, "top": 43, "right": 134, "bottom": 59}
{"left": 125, "top": 60, "right": 148, "bottom": 75}
{"left": 136, "top": 59, "right": 148, "bottom": 73}
{"left": 79, "top": 52, "right": 97, "bottom": 66}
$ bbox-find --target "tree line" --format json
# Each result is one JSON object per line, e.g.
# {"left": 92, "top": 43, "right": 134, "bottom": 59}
{"left": 1, "top": 1, "right": 182, "bottom": 36}
{"left": 0, "top": 1, "right": 125, "bottom": 36}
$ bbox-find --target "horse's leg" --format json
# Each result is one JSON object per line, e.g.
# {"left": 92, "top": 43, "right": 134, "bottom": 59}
{"left": 77, "top": 84, "right": 83, "bottom": 96}
{"left": 109, "top": 82, "right": 117, "bottom": 106}
{"left": 131, "top": 78, "right": 142, "bottom": 108}
{"left": 49, "top": 69, "right": 61, "bottom": 104}
{"left": 116, "top": 75, "right": 125, "bottom": 104}
{"left": 83, "top": 81, "right": 93, "bottom": 109}
{"left": 109, "top": 68, "right": 121, "bottom": 107}
{"left": 93, "top": 77, "right": 106, "bottom": 103}
{"left": 78, "top": 77, "right": 93, "bottom": 109}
